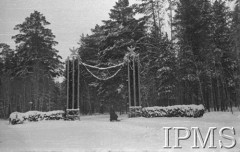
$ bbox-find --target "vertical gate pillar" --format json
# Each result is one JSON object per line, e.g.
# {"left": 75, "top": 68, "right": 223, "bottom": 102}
{"left": 127, "top": 47, "right": 142, "bottom": 117}
{"left": 66, "top": 48, "right": 80, "bottom": 120}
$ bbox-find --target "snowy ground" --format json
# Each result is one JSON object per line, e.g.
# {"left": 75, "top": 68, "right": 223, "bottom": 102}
{"left": 0, "top": 112, "right": 240, "bottom": 152}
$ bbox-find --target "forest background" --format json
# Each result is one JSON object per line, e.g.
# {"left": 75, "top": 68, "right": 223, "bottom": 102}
{"left": 0, "top": 0, "right": 240, "bottom": 118}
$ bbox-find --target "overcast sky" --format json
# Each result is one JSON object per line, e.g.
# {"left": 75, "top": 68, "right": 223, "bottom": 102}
{"left": 0, "top": 0, "right": 123, "bottom": 61}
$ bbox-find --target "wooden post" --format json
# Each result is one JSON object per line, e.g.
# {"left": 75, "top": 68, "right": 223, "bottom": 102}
{"left": 133, "top": 56, "right": 136, "bottom": 117}
{"left": 138, "top": 54, "right": 141, "bottom": 106}
{"left": 72, "top": 57, "right": 75, "bottom": 109}
{"left": 77, "top": 56, "right": 80, "bottom": 120}
{"left": 67, "top": 57, "right": 69, "bottom": 109}
{"left": 127, "top": 56, "right": 131, "bottom": 116}
{"left": 133, "top": 56, "right": 136, "bottom": 107}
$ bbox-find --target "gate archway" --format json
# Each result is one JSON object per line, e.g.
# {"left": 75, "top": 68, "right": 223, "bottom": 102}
{"left": 65, "top": 47, "right": 141, "bottom": 120}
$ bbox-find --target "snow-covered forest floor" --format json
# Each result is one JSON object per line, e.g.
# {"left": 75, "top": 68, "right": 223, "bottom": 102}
{"left": 0, "top": 112, "right": 240, "bottom": 152}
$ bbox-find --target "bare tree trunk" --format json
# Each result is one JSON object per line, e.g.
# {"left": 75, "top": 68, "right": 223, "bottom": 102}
{"left": 23, "top": 79, "right": 26, "bottom": 112}
{"left": 210, "top": 77, "right": 214, "bottom": 111}
{"left": 197, "top": 78, "right": 205, "bottom": 105}
{"left": 168, "top": 0, "right": 173, "bottom": 41}
{"left": 222, "top": 78, "right": 233, "bottom": 114}
{"left": 151, "top": 0, "right": 157, "bottom": 32}
{"left": 84, "top": 80, "right": 91, "bottom": 115}
{"left": 227, "top": 89, "right": 233, "bottom": 114}
{"left": 48, "top": 77, "right": 51, "bottom": 111}
{"left": 216, "top": 77, "right": 221, "bottom": 111}
{"left": 7, "top": 79, "right": 11, "bottom": 116}
{"left": 156, "top": 1, "right": 162, "bottom": 37}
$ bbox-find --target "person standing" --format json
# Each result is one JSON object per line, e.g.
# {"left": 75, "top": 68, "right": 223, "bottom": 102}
{"left": 109, "top": 105, "right": 118, "bottom": 121}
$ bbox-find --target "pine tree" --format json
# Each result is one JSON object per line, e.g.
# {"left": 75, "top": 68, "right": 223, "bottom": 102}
{"left": 0, "top": 44, "right": 15, "bottom": 75}
{"left": 155, "top": 38, "right": 177, "bottom": 106}
{"left": 12, "top": 11, "right": 63, "bottom": 111}
{"left": 12, "top": 11, "right": 62, "bottom": 78}
{"left": 78, "top": 30, "right": 103, "bottom": 114}
{"left": 133, "top": 0, "right": 174, "bottom": 106}
{"left": 98, "top": 0, "right": 147, "bottom": 61}
{"left": 231, "top": 0, "right": 240, "bottom": 109}
{"left": 173, "top": 0, "right": 212, "bottom": 106}
{"left": 74, "top": 0, "right": 148, "bottom": 113}
{"left": 210, "top": 0, "right": 234, "bottom": 111}
{"left": 0, "top": 43, "right": 16, "bottom": 117}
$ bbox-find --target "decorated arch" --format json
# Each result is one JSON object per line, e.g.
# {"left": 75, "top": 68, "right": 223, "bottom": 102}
{"left": 65, "top": 47, "right": 141, "bottom": 120}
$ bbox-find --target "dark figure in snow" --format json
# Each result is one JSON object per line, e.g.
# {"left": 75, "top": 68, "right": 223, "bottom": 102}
{"left": 109, "top": 105, "right": 118, "bottom": 121}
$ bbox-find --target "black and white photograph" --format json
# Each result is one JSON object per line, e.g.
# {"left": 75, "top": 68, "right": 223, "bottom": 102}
{"left": 0, "top": 0, "right": 240, "bottom": 151}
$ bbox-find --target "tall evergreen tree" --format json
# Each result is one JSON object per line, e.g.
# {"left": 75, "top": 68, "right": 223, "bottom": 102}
{"left": 231, "top": 0, "right": 240, "bottom": 108}
{"left": 12, "top": 11, "right": 62, "bottom": 78}
{"left": 78, "top": 0, "right": 147, "bottom": 111}
{"left": 12, "top": 11, "right": 63, "bottom": 111}
{"left": 99, "top": 0, "right": 146, "bottom": 61}
{"left": 0, "top": 43, "right": 16, "bottom": 117}
{"left": 211, "top": 0, "right": 235, "bottom": 111}
{"left": 173, "top": 0, "right": 212, "bottom": 106}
